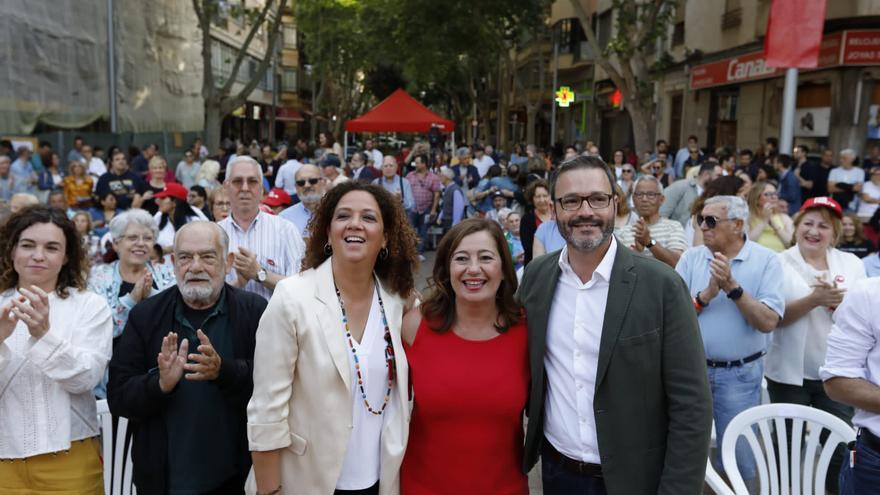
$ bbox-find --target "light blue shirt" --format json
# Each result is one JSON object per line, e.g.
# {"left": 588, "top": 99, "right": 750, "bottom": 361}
{"left": 373, "top": 175, "right": 414, "bottom": 212}
{"left": 279, "top": 202, "right": 312, "bottom": 238}
{"left": 675, "top": 240, "right": 785, "bottom": 361}
{"left": 865, "top": 253, "right": 880, "bottom": 278}
{"left": 535, "top": 220, "right": 567, "bottom": 254}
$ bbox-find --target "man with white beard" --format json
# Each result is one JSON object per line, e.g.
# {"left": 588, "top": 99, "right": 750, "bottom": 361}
{"left": 279, "top": 164, "right": 326, "bottom": 238}
{"left": 108, "top": 221, "right": 268, "bottom": 494}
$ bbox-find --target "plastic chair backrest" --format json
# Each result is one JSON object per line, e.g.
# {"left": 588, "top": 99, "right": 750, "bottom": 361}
{"left": 707, "top": 421, "right": 735, "bottom": 494}
{"left": 96, "top": 399, "right": 137, "bottom": 495}
{"left": 720, "top": 403, "right": 856, "bottom": 495}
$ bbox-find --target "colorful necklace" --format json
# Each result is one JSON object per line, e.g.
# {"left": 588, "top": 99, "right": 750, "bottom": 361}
{"left": 335, "top": 280, "right": 396, "bottom": 416}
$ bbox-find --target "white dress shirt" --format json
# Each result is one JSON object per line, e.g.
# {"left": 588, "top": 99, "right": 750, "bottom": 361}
{"left": 0, "top": 289, "right": 112, "bottom": 458}
{"left": 368, "top": 149, "right": 383, "bottom": 169}
{"left": 820, "top": 278, "right": 880, "bottom": 437}
{"left": 544, "top": 237, "right": 618, "bottom": 464}
{"left": 218, "top": 210, "right": 305, "bottom": 300}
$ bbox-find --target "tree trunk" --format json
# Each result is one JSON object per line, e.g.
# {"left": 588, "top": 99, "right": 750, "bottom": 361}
{"left": 526, "top": 105, "right": 537, "bottom": 146}
{"left": 627, "top": 101, "right": 655, "bottom": 160}
{"left": 204, "top": 103, "right": 223, "bottom": 154}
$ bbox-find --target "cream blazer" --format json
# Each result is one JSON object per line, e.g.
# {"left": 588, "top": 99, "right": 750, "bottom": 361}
{"left": 245, "top": 258, "right": 410, "bottom": 495}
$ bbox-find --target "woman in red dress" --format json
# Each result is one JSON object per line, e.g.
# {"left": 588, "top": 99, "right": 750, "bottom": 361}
{"left": 401, "top": 218, "right": 529, "bottom": 495}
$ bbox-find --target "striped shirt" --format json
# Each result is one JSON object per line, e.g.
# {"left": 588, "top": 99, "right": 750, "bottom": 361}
{"left": 218, "top": 210, "right": 305, "bottom": 300}
{"left": 614, "top": 217, "right": 687, "bottom": 259}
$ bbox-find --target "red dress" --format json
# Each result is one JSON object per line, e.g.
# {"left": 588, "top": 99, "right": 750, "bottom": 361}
{"left": 401, "top": 318, "right": 529, "bottom": 495}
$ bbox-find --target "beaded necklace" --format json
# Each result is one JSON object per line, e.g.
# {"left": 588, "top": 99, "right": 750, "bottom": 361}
{"left": 334, "top": 281, "right": 396, "bottom": 416}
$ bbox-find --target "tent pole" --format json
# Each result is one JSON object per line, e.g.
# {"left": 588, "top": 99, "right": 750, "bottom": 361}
{"left": 452, "top": 131, "right": 456, "bottom": 155}
{"left": 343, "top": 131, "right": 348, "bottom": 162}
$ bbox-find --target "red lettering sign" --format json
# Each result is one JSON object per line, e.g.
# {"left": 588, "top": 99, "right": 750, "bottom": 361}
{"left": 690, "top": 52, "right": 782, "bottom": 90}
{"left": 842, "top": 30, "right": 880, "bottom": 65}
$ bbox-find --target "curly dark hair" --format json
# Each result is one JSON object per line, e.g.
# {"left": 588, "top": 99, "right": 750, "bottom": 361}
{"left": 0, "top": 205, "right": 87, "bottom": 298}
{"left": 524, "top": 179, "right": 549, "bottom": 206}
{"left": 302, "top": 181, "right": 418, "bottom": 297}
{"left": 421, "top": 218, "right": 521, "bottom": 334}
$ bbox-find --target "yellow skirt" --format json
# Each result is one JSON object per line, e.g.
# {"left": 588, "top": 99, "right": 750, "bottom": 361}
{"left": 0, "top": 437, "right": 104, "bottom": 494}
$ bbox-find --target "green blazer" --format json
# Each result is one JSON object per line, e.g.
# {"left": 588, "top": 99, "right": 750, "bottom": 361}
{"left": 519, "top": 245, "right": 712, "bottom": 495}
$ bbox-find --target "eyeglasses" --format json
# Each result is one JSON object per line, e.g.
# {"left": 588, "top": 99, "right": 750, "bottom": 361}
{"left": 120, "top": 234, "right": 155, "bottom": 244}
{"left": 296, "top": 178, "right": 321, "bottom": 187}
{"left": 622, "top": 169, "right": 635, "bottom": 174}
{"left": 696, "top": 214, "right": 735, "bottom": 229}
{"left": 213, "top": 201, "right": 231, "bottom": 209}
{"left": 555, "top": 193, "right": 613, "bottom": 211}
{"left": 633, "top": 192, "right": 661, "bottom": 200}
{"left": 762, "top": 191, "right": 779, "bottom": 198}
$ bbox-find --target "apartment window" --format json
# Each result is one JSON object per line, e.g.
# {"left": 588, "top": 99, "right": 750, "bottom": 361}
{"left": 722, "top": 0, "right": 742, "bottom": 29}
{"left": 597, "top": 10, "right": 612, "bottom": 49}
{"left": 556, "top": 19, "right": 572, "bottom": 54}
{"left": 672, "top": 21, "right": 684, "bottom": 46}
{"left": 283, "top": 25, "right": 297, "bottom": 48}
{"left": 282, "top": 68, "right": 297, "bottom": 91}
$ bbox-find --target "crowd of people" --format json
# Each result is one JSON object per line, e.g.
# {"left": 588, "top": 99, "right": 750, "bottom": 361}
{"left": 0, "top": 131, "right": 879, "bottom": 495}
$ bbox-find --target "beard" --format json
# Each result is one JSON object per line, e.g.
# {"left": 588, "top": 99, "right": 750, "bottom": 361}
{"left": 558, "top": 214, "right": 615, "bottom": 252}
{"left": 180, "top": 274, "right": 221, "bottom": 305}
{"left": 301, "top": 191, "right": 323, "bottom": 205}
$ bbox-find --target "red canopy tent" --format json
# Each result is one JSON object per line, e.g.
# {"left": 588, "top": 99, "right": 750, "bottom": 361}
{"left": 343, "top": 89, "right": 455, "bottom": 157}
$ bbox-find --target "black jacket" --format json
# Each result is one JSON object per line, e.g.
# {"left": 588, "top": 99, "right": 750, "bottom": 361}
{"left": 107, "top": 284, "right": 267, "bottom": 494}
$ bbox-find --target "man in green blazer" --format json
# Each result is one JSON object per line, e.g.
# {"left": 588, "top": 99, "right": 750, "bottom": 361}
{"left": 518, "top": 156, "right": 713, "bottom": 494}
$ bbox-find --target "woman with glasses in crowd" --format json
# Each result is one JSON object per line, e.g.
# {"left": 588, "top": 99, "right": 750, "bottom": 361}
{"left": 617, "top": 163, "right": 637, "bottom": 207}
{"left": 765, "top": 197, "right": 865, "bottom": 494}
{"left": 520, "top": 180, "right": 552, "bottom": 265}
{"left": 248, "top": 182, "right": 418, "bottom": 495}
{"left": 748, "top": 181, "right": 794, "bottom": 253}
{"left": 209, "top": 187, "right": 232, "bottom": 222}
{"left": 401, "top": 218, "right": 528, "bottom": 495}
{"left": 88, "top": 209, "right": 176, "bottom": 398}
{"left": 0, "top": 206, "right": 112, "bottom": 493}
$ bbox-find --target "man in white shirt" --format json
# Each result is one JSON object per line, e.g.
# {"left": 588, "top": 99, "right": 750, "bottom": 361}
{"left": 821, "top": 278, "right": 880, "bottom": 493}
{"left": 364, "top": 138, "right": 383, "bottom": 169}
{"left": 828, "top": 149, "right": 866, "bottom": 212}
{"left": 217, "top": 157, "right": 305, "bottom": 300}
{"left": 518, "top": 156, "right": 712, "bottom": 494}
{"left": 615, "top": 175, "right": 687, "bottom": 268}
{"left": 79, "top": 144, "right": 106, "bottom": 183}
{"left": 473, "top": 144, "right": 495, "bottom": 177}
{"left": 274, "top": 148, "right": 304, "bottom": 196}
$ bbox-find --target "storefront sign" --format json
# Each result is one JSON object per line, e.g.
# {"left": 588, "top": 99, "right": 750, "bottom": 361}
{"left": 842, "top": 30, "right": 880, "bottom": 65}
{"left": 690, "top": 30, "right": 880, "bottom": 90}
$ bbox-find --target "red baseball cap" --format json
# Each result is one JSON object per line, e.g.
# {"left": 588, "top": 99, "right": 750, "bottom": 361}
{"left": 154, "top": 182, "right": 188, "bottom": 201}
{"left": 799, "top": 196, "right": 843, "bottom": 218}
{"left": 262, "top": 188, "right": 292, "bottom": 207}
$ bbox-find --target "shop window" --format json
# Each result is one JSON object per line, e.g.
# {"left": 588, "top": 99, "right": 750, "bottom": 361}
{"left": 283, "top": 25, "right": 297, "bottom": 49}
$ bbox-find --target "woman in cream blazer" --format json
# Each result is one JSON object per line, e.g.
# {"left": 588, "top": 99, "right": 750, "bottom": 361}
{"left": 247, "top": 182, "right": 419, "bottom": 495}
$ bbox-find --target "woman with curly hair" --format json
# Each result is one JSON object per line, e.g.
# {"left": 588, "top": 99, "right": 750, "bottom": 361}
{"left": 401, "top": 218, "right": 528, "bottom": 494}
{"left": 248, "top": 181, "right": 419, "bottom": 495}
{"left": 0, "top": 205, "right": 112, "bottom": 493}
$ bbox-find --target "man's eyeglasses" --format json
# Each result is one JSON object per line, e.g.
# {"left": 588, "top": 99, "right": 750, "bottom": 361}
{"left": 633, "top": 192, "right": 661, "bottom": 200}
{"left": 296, "top": 178, "right": 321, "bottom": 187}
{"left": 696, "top": 214, "right": 735, "bottom": 229}
{"left": 555, "top": 193, "right": 613, "bottom": 211}
{"left": 622, "top": 169, "right": 635, "bottom": 174}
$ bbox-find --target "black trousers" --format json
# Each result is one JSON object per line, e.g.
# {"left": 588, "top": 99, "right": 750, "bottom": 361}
{"left": 334, "top": 481, "right": 379, "bottom": 495}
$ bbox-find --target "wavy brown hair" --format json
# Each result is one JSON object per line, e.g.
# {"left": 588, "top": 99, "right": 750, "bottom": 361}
{"left": 421, "top": 218, "right": 521, "bottom": 333}
{"left": 0, "top": 205, "right": 87, "bottom": 298}
{"left": 302, "top": 181, "right": 418, "bottom": 297}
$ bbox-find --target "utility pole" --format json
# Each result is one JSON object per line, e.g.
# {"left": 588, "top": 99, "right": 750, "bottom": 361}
{"left": 107, "top": 0, "right": 117, "bottom": 133}
{"left": 779, "top": 68, "right": 798, "bottom": 154}
{"left": 550, "top": 33, "right": 559, "bottom": 148}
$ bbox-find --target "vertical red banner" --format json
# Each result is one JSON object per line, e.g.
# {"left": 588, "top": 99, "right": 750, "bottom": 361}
{"left": 764, "top": 0, "right": 828, "bottom": 68}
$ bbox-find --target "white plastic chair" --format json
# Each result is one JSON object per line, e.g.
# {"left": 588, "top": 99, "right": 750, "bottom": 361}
{"left": 96, "top": 399, "right": 137, "bottom": 495}
{"left": 721, "top": 403, "right": 856, "bottom": 495}
{"left": 707, "top": 420, "right": 736, "bottom": 494}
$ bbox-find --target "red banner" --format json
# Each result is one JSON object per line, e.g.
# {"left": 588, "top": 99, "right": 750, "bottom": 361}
{"left": 842, "top": 30, "right": 880, "bottom": 65}
{"left": 764, "top": 0, "right": 827, "bottom": 68}
{"left": 689, "top": 30, "right": 879, "bottom": 90}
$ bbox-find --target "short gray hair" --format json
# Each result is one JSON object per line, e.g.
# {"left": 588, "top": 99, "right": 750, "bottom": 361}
{"left": 109, "top": 209, "right": 158, "bottom": 241}
{"left": 439, "top": 166, "right": 455, "bottom": 180}
{"left": 174, "top": 220, "right": 229, "bottom": 254}
{"left": 705, "top": 195, "right": 749, "bottom": 222}
{"left": 633, "top": 175, "right": 664, "bottom": 194}
{"left": 225, "top": 156, "right": 262, "bottom": 180}
{"left": 455, "top": 146, "right": 471, "bottom": 158}
{"left": 840, "top": 148, "right": 857, "bottom": 159}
